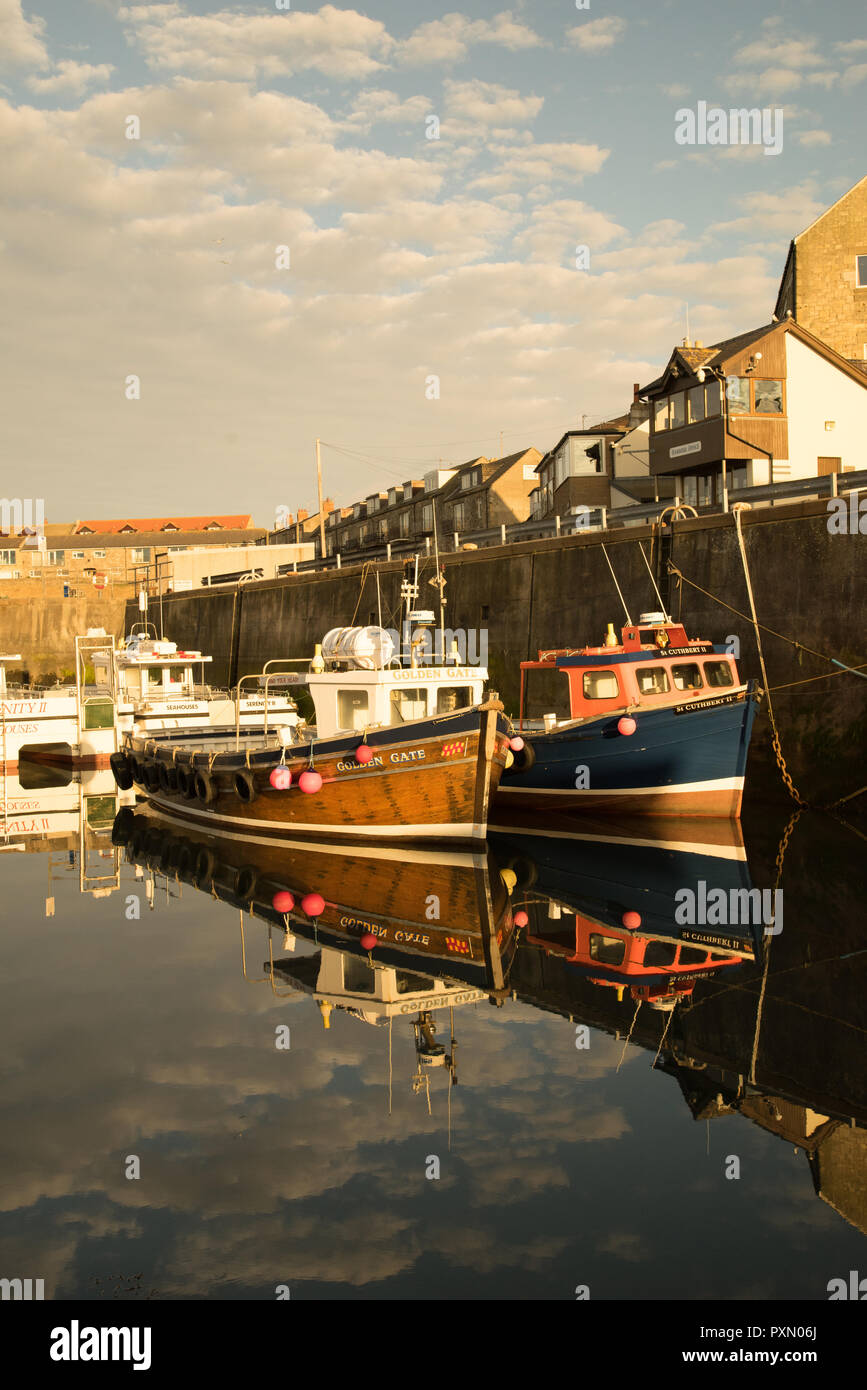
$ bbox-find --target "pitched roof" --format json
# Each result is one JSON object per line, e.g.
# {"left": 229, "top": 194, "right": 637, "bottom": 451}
{"left": 73, "top": 515, "right": 254, "bottom": 535}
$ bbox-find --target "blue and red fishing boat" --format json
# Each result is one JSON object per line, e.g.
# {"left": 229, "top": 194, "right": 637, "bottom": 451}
{"left": 498, "top": 613, "right": 758, "bottom": 818}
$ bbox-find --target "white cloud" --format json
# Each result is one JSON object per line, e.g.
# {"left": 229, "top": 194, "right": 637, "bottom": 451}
{"left": 342, "top": 89, "right": 432, "bottom": 133}
{"left": 27, "top": 59, "right": 114, "bottom": 96}
{"left": 796, "top": 129, "right": 831, "bottom": 147}
{"left": 443, "top": 78, "right": 543, "bottom": 133}
{"left": 118, "top": 2, "right": 394, "bottom": 80}
{"left": 566, "top": 17, "right": 627, "bottom": 53}
{"left": 0, "top": 0, "right": 49, "bottom": 70}
{"left": 732, "top": 37, "right": 824, "bottom": 69}
{"left": 396, "top": 10, "right": 543, "bottom": 67}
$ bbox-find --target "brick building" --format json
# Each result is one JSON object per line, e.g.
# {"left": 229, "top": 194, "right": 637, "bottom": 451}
{"left": 774, "top": 174, "right": 867, "bottom": 364}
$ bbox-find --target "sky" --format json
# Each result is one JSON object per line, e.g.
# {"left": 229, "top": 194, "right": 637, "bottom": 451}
{"left": 1, "top": 0, "right": 865, "bottom": 526}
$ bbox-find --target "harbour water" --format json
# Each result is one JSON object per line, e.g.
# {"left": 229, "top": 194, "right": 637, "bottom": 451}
{"left": 0, "top": 761, "right": 864, "bottom": 1301}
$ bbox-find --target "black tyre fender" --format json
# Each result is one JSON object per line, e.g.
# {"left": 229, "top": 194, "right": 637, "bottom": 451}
{"left": 511, "top": 741, "right": 536, "bottom": 774}
{"left": 178, "top": 764, "right": 197, "bottom": 799}
{"left": 236, "top": 865, "right": 259, "bottom": 901}
{"left": 144, "top": 759, "right": 161, "bottom": 793}
{"left": 111, "top": 806, "right": 136, "bottom": 846}
{"left": 233, "top": 769, "right": 257, "bottom": 803}
{"left": 194, "top": 768, "right": 218, "bottom": 806}
{"left": 110, "top": 751, "right": 133, "bottom": 791}
{"left": 193, "top": 845, "right": 217, "bottom": 886}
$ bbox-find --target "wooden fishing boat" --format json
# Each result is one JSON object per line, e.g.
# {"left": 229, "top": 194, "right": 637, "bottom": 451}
{"left": 498, "top": 613, "right": 758, "bottom": 817}
{"left": 112, "top": 802, "right": 516, "bottom": 989}
{"left": 115, "top": 602, "right": 511, "bottom": 845}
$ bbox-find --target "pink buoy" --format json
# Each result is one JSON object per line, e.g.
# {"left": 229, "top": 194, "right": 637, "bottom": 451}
{"left": 355, "top": 744, "right": 373, "bottom": 764}
{"left": 301, "top": 891, "right": 325, "bottom": 917}
{"left": 622, "top": 910, "right": 642, "bottom": 930}
{"left": 509, "top": 736, "right": 525, "bottom": 752}
{"left": 617, "top": 716, "right": 637, "bottom": 736}
{"left": 269, "top": 765, "right": 292, "bottom": 790}
{"left": 514, "top": 909, "right": 529, "bottom": 928}
{"left": 272, "top": 890, "right": 295, "bottom": 914}
{"left": 298, "top": 769, "right": 323, "bottom": 794}
{"left": 360, "top": 931, "right": 377, "bottom": 951}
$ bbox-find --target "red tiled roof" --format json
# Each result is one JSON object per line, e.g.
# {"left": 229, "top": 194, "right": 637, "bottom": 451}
{"left": 73, "top": 515, "right": 254, "bottom": 535}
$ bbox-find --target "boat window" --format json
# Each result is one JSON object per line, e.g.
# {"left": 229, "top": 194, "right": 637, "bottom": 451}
{"left": 704, "top": 660, "right": 734, "bottom": 688}
{"left": 396, "top": 971, "right": 436, "bottom": 994}
{"left": 342, "top": 956, "right": 377, "bottom": 994}
{"left": 635, "top": 666, "right": 670, "bottom": 695}
{"left": 337, "top": 689, "right": 370, "bottom": 730}
{"left": 644, "top": 940, "right": 677, "bottom": 967}
{"left": 436, "top": 685, "right": 472, "bottom": 714}
{"left": 589, "top": 934, "right": 626, "bottom": 965}
{"left": 677, "top": 946, "right": 708, "bottom": 966}
{"left": 390, "top": 688, "right": 427, "bottom": 723}
{"left": 671, "top": 663, "right": 703, "bottom": 690}
{"left": 583, "top": 669, "right": 620, "bottom": 699}
{"left": 147, "top": 666, "right": 163, "bottom": 687}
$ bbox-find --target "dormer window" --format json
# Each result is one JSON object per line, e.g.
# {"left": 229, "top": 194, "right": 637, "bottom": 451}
{"left": 856, "top": 255, "right": 867, "bottom": 288}
{"left": 161, "top": 523, "right": 179, "bottom": 532}
{"left": 204, "top": 521, "right": 222, "bottom": 530}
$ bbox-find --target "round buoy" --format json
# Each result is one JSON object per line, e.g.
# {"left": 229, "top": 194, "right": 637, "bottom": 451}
{"left": 617, "top": 716, "right": 637, "bottom": 736}
{"left": 298, "top": 769, "right": 323, "bottom": 794}
{"left": 622, "top": 910, "right": 642, "bottom": 930}
{"left": 270, "top": 765, "right": 292, "bottom": 790}
{"left": 360, "top": 931, "right": 377, "bottom": 951}
{"left": 509, "top": 736, "right": 524, "bottom": 752}
{"left": 514, "top": 909, "right": 529, "bottom": 927}
{"left": 273, "top": 890, "right": 295, "bottom": 914}
{"left": 355, "top": 744, "right": 373, "bottom": 764}
{"left": 500, "top": 868, "right": 517, "bottom": 894}
{"left": 302, "top": 891, "right": 325, "bottom": 917}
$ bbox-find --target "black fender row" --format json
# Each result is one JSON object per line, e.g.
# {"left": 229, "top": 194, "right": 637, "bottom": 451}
{"left": 110, "top": 749, "right": 255, "bottom": 804}
{"left": 112, "top": 807, "right": 261, "bottom": 899}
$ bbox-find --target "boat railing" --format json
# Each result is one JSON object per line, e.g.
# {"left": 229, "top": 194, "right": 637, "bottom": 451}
{"left": 234, "top": 658, "right": 309, "bottom": 749}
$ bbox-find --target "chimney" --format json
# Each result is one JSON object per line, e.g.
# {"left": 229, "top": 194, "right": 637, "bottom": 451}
{"left": 695, "top": 339, "right": 704, "bottom": 349}
{"left": 633, "top": 382, "right": 640, "bottom": 402}
{"left": 297, "top": 508, "right": 308, "bottom": 522}
{"left": 323, "top": 497, "right": 334, "bottom": 515}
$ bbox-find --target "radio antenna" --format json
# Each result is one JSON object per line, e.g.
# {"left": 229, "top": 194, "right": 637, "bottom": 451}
{"left": 601, "top": 544, "right": 633, "bottom": 626}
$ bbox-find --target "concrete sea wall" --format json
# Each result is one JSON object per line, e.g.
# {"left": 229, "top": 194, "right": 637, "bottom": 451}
{"left": 121, "top": 498, "right": 865, "bottom": 808}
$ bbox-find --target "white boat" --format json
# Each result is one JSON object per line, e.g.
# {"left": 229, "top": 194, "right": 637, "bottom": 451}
{"left": 0, "top": 625, "right": 299, "bottom": 775}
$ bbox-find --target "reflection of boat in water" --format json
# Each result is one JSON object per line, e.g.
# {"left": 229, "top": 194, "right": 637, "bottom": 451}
{"left": 491, "top": 809, "right": 758, "bottom": 963}
{"left": 112, "top": 803, "right": 516, "bottom": 989}
{"left": 0, "top": 755, "right": 126, "bottom": 902}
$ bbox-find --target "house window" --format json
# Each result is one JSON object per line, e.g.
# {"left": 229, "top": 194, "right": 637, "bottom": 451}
{"left": 688, "top": 385, "right": 705, "bottom": 423}
{"left": 726, "top": 377, "right": 750, "bottom": 414}
{"left": 421, "top": 503, "right": 433, "bottom": 532}
{"left": 727, "top": 462, "right": 748, "bottom": 491}
{"left": 452, "top": 501, "right": 466, "bottom": 530}
{"left": 461, "top": 472, "right": 474, "bottom": 490}
{"left": 654, "top": 398, "right": 669, "bottom": 432}
{"left": 670, "top": 393, "right": 686, "bottom": 429}
{"left": 753, "top": 379, "right": 783, "bottom": 414}
{"left": 0, "top": 550, "right": 15, "bottom": 564}
{"left": 583, "top": 670, "right": 620, "bottom": 699}
{"left": 705, "top": 380, "right": 722, "bottom": 416}
{"left": 130, "top": 548, "right": 151, "bottom": 563}
{"left": 71, "top": 550, "right": 85, "bottom": 560}
{"left": 856, "top": 255, "right": 867, "bottom": 288}
{"left": 399, "top": 511, "right": 410, "bottom": 536}
{"left": 47, "top": 550, "right": 65, "bottom": 565}
{"left": 93, "top": 549, "right": 106, "bottom": 558}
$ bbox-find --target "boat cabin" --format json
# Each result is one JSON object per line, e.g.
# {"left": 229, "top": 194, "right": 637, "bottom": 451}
{"left": 306, "top": 625, "right": 488, "bottom": 738}
{"left": 527, "top": 908, "right": 743, "bottom": 998}
{"left": 519, "top": 613, "right": 743, "bottom": 725}
{"left": 92, "top": 634, "right": 212, "bottom": 708}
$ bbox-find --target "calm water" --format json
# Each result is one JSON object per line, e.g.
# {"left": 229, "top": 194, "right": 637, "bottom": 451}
{"left": 1, "top": 763, "right": 865, "bottom": 1301}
